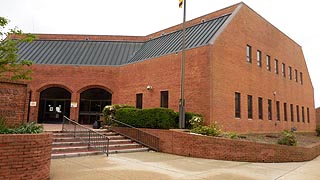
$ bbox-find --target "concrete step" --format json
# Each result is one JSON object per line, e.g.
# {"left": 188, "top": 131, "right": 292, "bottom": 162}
{"left": 50, "top": 129, "right": 150, "bottom": 159}
{"left": 52, "top": 139, "right": 133, "bottom": 147}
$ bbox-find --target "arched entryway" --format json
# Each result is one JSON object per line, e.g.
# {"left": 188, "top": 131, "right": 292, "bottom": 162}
{"left": 38, "top": 87, "right": 71, "bottom": 123}
{"left": 79, "top": 88, "right": 112, "bottom": 124}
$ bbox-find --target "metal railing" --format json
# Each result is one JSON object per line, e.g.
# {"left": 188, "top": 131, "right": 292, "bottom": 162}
{"left": 109, "top": 119, "right": 160, "bottom": 151}
{"left": 62, "top": 115, "right": 110, "bottom": 156}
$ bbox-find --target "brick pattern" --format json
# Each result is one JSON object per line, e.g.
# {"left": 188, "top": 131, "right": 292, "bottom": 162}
{"left": 142, "top": 129, "right": 320, "bottom": 163}
{"left": 0, "top": 133, "right": 53, "bottom": 180}
{"left": 0, "top": 80, "right": 29, "bottom": 126}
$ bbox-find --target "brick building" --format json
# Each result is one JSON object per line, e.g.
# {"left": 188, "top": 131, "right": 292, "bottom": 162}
{"left": 16, "top": 3, "right": 315, "bottom": 133}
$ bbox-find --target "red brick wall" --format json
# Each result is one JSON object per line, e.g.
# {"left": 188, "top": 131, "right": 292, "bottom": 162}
{"left": 26, "top": 3, "right": 315, "bottom": 133}
{"left": 142, "top": 129, "right": 320, "bottom": 162}
{"left": 0, "top": 80, "right": 29, "bottom": 126}
{"left": 209, "top": 4, "right": 315, "bottom": 132}
{"left": 0, "top": 133, "right": 53, "bottom": 180}
{"left": 316, "top": 108, "right": 320, "bottom": 126}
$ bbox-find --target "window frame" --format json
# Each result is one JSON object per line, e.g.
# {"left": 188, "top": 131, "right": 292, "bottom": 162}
{"left": 160, "top": 91, "right": 169, "bottom": 108}
{"left": 235, "top": 92, "right": 241, "bottom": 118}
{"left": 283, "top": 102, "right": 287, "bottom": 121}
{"left": 274, "top": 59, "right": 279, "bottom": 74}
{"left": 257, "top": 50, "right": 262, "bottom": 67}
{"left": 248, "top": 95, "right": 253, "bottom": 119}
{"left": 268, "top": 99, "right": 272, "bottom": 120}
{"left": 276, "top": 101, "right": 280, "bottom": 121}
{"left": 136, "top": 93, "right": 143, "bottom": 109}
{"left": 258, "top": 97, "right": 263, "bottom": 120}
{"left": 282, "top": 63, "right": 286, "bottom": 78}
{"left": 246, "top": 45, "right": 252, "bottom": 63}
{"left": 266, "top": 55, "right": 271, "bottom": 71}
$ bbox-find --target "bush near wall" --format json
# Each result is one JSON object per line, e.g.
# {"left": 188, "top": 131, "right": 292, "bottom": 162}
{"left": 115, "top": 108, "right": 178, "bottom": 129}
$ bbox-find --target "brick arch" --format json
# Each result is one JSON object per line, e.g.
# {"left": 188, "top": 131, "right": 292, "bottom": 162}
{"left": 77, "top": 84, "right": 113, "bottom": 94}
{"left": 37, "top": 83, "right": 73, "bottom": 93}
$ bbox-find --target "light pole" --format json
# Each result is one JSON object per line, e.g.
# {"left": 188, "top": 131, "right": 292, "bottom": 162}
{"left": 179, "top": 0, "right": 187, "bottom": 129}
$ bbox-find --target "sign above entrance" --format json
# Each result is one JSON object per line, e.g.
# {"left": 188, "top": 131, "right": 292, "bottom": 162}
{"left": 71, "top": 102, "right": 77, "bottom": 108}
{"left": 30, "top": 101, "right": 37, "bottom": 107}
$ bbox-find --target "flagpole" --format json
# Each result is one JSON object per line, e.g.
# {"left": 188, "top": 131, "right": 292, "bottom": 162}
{"left": 179, "top": 0, "right": 186, "bottom": 129}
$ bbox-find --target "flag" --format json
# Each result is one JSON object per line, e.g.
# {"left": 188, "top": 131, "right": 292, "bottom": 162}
{"left": 179, "top": 0, "right": 183, "bottom": 8}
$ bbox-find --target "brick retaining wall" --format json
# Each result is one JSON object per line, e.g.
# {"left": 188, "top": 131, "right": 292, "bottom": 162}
{"left": 0, "top": 133, "right": 53, "bottom": 180}
{"left": 141, "top": 129, "right": 320, "bottom": 163}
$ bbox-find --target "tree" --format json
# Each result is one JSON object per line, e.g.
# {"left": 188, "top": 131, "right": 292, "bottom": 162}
{"left": 0, "top": 17, "right": 34, "bottom": 80}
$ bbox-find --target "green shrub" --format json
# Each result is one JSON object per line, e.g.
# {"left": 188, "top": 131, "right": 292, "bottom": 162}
{"left": 316, "top": 125, "right": 320, "bottom": 136}
{"left": 102, "top": 104, "right": 135, "bottom": 124}
{"left": 227, "top": 132, "right": 238, "bottom": 139}
{"left": 189, "top": 115, "right": 203, "bottom": 129}
{"left": 0, "top": 121, "right": 43, "bottom": 134}
{"left": 277, "top": 130, "right": 298, "bottom": 146}
{"left": 184, "top": 112, "right": 203, "bottom": 129}
{"left": 115, "top": 108, "right": 178, "bottom": 129}
{"left": 190, "top": 122, "right": 222, "bottom": 136}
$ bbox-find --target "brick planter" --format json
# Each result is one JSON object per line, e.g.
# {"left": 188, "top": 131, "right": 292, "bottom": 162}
{"left": 142, "top": 129, "right": 320, "bottom": 163}
{"left": 0, "top": 133, "right": 53, "bottom": 180}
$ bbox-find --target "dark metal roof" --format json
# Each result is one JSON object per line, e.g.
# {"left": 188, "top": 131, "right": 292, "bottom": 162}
{"left": 16, "top": 13, "right": 230, "bottom": 66}
{"left": 128, "top": 14, "right": 230, "bottom": 63}
{"left": 17, "top": 40, "right": 144, "bottom": 65}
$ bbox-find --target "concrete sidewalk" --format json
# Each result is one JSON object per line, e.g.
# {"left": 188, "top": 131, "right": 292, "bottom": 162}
{"left": 50, "top": 152, "right": 320, "bottom": 180}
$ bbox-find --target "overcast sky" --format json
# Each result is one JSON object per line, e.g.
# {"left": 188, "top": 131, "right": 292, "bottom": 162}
{"left": 1, "top": 0, "right": 319, "bottom": 107}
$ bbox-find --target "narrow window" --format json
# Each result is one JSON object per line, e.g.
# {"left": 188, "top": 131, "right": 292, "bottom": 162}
{"left": 296, "top": 105, "right": 300, "bottom": 122}
{"left": 307, "top": 107, "right": 310, "bottom": 123}
{"left": 294, "top": 69, "right": 298, "bottom": 82}
{"left": 258, "top": 97, "right": 263, "bottom": 120}
{"left": 160, "top": 91, "right": 169, "bottom": 108}
{"left": 274, "top": 59, "right": 279, "bottom": 74}
{"left": 283, "top": 103, "right": 287, "bottom": 121}
{"left": 276, "top": 101, "right": 280, "bottom": 121}
{"left": 288, "top": 66, "right": 292, "bottom": 80}
{"left": 257, "top": 50, "right": 262, "bottom": 67}
{"left": 268, "top": 99, "right": 272, "bottom": 120}
{"left": 266, "top": 55, "right": 271, "bottom": 71}
{"left": 300, "top": 72, "right": 303, "bottom": 84}
{"left": 282, "top": 63, "right": 286, "bottom": 78}
{"left": 246, "top": 45, "right": 252, "bottom": 63}
{"left": 248, "top": 95, "right": 253, "bottom": 119}
{"left": 136, "top": 93, "right": 143, "bottom": 109}
{"left": 290, "top": 104, "right": 294, "bottom": 122}
{"left": 235, "top": 92, "right": 241, "bottom": 118}
{"left": 302, "top": 106, "right": 305, "bottom": 123}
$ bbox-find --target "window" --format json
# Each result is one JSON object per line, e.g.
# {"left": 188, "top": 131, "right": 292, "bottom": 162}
{"left": 266, "top": 55, "right": 271, "bottom": 71}
{"left": 268, "top": 99, "right": 272, "bottom": 120}
{"left": 257, "top": 50, "right": 262, "bottom": 67}
{"left": 302, "top": 106, "right": 305, "bottom": 123}
{"left": 136, "top": 93, "right": 143, "bottom": 109}
{"left": 248, "top": 95, "right": 253, "bottom": 119}
{"left": 258, "top": 97, "right": 263, "bottom": 120}
{"left": 276, "top": 101, "right": 280, "bottom": 121}
{"left": 294, "top": 69, "right": 298, "bottom": 82}
{"left": 300, "top": 72, "right": 303, "bottom": 84}
{"left": 282, "top": 63, "right": 286, "bottom": 77}
{"left": 274, "top": 59, "right": 279, "bottom": 74}
{"left": 235, "top": 92, "right": 241, "bottom": 118}
{"left": 283, "top": 103, "right": 287, "bottom": 121}
{"left": 296, "top": 105, "right": 300, "bottom": 122}
{"left": 160, "top": 91, "right": 169, "bottom": 108}
{"left": 290, "top": 104, "right": 294, "bottom": 122}
{"left": 288, "top": 66, "right": 292, "bottom": 80}
{"left": 307, "top": 107, "right": 310, "bottom": 123}
{"left": 246, "top": 45, "right": 252, "bottom": 63}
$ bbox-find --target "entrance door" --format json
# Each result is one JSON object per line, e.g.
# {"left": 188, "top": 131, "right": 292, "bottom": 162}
{"left": 38, "top": 87, "right": 71, "bottom": 123}
{"left": 79, "top": 88, "right": 112, "bottom": 124}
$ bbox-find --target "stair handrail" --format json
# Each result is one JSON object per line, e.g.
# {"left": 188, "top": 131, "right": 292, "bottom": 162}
{"left": 62, "top": 115, "right": 110, "bottom": 156}
{"left": 109, "top": 119, "right": 160, "bottom": 151}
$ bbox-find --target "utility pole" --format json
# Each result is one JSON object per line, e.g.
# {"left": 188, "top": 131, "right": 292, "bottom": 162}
{"left": 179, "top": 0, "right": 187, "bottom": 129}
